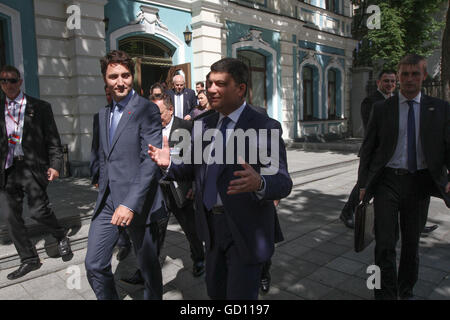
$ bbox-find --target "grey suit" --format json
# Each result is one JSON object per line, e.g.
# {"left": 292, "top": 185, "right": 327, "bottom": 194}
{"left": 85, "top": 91, "right": 167, "bottom": 300}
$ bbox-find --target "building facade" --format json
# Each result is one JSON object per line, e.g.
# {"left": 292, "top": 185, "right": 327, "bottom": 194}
{"left": 0, "top": 0, "right": 357, "bottom": 173}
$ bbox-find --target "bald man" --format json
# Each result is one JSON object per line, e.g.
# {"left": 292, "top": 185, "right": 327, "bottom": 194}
{"left": 166, "top": 74, "right": 196, "bottom": 119}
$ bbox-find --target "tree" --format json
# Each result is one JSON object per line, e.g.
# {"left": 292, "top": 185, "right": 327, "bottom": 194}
{"left": 442, "top": 0, "right": 450, "bottom": 101}
{"left": 353, "top": 0, "right": 446, "bottom": 69}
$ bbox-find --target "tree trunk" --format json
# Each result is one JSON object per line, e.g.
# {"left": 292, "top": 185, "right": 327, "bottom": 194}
{"left": 442, "top": 0, "right": 450, "bottom": 101}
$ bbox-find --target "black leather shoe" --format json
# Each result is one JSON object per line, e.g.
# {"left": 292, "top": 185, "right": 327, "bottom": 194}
{"left": 7, "top": 262, "right": 42, "bottom": 280}
{"left": 260, "top": 276, "right": 271, "bottom": 294}
{"left": 120, "top": 269, "right": 144, "bottom": 285}
{"left": 57, "top": 237, "right": 73, "bottom": 262}
{"left": 422, "top": 224, "right": 438, "bottom": 235}
{"left": 116, "top": 246, "right": 131, "bottom": 261}
{"left": 193, "top": 261, "right": 205, "bottom": 277}
{"left": 339, "top": 213, "right": 354, "bottom": 229}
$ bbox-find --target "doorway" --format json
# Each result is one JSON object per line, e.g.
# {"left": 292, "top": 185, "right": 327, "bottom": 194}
{"left": 119, "top": 36, "right": 173, "bottom": 97}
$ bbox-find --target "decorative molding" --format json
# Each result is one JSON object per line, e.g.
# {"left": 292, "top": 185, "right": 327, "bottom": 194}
{"left": 0, "top": 3, "right": 25, "bottom": 90}
{"left": 110, "top": 5, "right": 185, "bottom": 64}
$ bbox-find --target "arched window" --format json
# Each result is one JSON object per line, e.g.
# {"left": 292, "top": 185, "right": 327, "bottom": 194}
{"left": 237, "top": 50, "right": 267, "bottom": 109}
{"left": 302, "top": 66, "right": 314, "bottom": 120}
{"left": 327, "top": 69, "right": 337, "bottom": 119}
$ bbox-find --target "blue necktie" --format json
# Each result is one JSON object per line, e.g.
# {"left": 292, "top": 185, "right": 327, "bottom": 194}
{"left": 406, "top": 100, "right": 417, "bottom": 173}
{"left": 203, "top": 117, "right": 231, "bottom": 210}
{"left": 109, "top": 103, "right": 123, "bottom": 146}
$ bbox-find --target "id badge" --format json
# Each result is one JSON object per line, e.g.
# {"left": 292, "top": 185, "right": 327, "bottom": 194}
{"left": 8, "top": 134, "right": 20, "bottom": 145}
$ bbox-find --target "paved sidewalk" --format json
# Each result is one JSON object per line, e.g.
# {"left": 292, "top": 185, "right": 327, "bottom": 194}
{"left": 0, "top": 149, "right": 449, "bottom": 300}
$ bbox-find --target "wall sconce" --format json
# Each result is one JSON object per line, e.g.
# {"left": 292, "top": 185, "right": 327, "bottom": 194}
{"left": 183, "top": 26, "right": 192, "bottom": 45}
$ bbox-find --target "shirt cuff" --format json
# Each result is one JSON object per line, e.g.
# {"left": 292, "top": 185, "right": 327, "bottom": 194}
{"left": 254, "top": 176, "right": 266, "bottom": 199}
{"left": 119, "top": 204, "right": 135, "bottom": 214}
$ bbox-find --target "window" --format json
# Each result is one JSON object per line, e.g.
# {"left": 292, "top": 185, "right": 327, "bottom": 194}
{"left": 0, "top": 20, "right": 6, "bottom": 69}
{"left": 119, "top": 37, "right": 172, "bottom": 63}
{"left": 326, "top": 0, "right": 335, "bottom": 12}
{"left": 302, "top": 66, "right": 314, "bottom": 120}
{"left": 237, "top": 50, "right": 267, "bottom": 109}
{"left": 327, "top": 69, "right": 337, "bottom": 119}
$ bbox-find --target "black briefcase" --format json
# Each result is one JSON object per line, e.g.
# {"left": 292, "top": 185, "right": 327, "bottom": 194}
{"left": 354, "top": 201, "right": 375, "bottom": 252}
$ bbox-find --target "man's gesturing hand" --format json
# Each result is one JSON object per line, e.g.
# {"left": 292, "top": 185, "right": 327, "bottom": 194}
{"left": 47, "top": 168, "right": 59, "bottom": 181}
{"left": 227, "top": 161, "right": 262, "bottom": 195}
{"left": 148, "top": 136, "right": 170, "bottom": 169}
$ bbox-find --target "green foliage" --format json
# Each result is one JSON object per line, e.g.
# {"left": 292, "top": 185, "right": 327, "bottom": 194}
{"left": 353, "top": 0, "right": 446, "bottom": 68}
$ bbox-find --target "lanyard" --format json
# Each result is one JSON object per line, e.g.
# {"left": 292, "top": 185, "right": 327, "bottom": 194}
{"left": 6, "top": 95, "right": 25, "bottom": 128}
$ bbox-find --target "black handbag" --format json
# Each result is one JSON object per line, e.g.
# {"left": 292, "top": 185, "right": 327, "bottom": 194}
{"left": 354, "top": 201, "right": 375, "bottom": 252}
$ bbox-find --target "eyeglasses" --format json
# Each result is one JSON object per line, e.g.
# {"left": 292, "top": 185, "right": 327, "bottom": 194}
{"left": 0, "top": 78, "right": 20, "bottom": 84}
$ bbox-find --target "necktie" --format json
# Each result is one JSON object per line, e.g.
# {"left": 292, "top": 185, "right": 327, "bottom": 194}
{"left": 203, "top": 117, "right": 232, "bottom": 210}
{"left": 5, "top": 101, "right": 16, "bottom": 169}
{"left": 109, "top": 103, "right": 123, "bottom": 146}
{"left": 406, "top": 100, "right": 417, "bottom": 173}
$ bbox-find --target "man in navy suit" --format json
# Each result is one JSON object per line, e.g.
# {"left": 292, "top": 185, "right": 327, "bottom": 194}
{"left": 358, "top": 54, "right": 450, "bottom": 299}
{"left": 166, "top": 74, "right": 196, "bottom": 119}
{"left": 85, "top": 50, "right": 167, "bottom": 300}
{"left": 149, "top": 58, "right": 292, "bottom": 299}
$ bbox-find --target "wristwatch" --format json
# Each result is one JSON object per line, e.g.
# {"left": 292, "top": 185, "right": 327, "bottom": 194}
{"left": 257, "top": 176, "right": 265, "bottom": 192}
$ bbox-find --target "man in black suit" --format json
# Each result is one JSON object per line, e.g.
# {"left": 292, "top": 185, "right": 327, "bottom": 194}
{"left": 340, "top": 70, "right": 396, "bottom": 228}
{"left": 0, "top": 65, "right": 72, "bottom": 280}
{"left": 166, "top": 74, "right": 196, "bottom": 120}
{"left": 149, "top": 58, "right": 292, "bottom": 299}
{"left": 358, "top": 54, "right": 450, "bottom": 300}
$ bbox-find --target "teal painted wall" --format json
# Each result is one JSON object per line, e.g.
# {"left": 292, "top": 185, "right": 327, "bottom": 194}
{"left": 104, "top": 0, "right": 193, "bottom": 86}
{"left": 0, "top": 0, "right": 39, "bottom": 97}
{"left": 225, "top": 21, "right": 282, "bottom": 121}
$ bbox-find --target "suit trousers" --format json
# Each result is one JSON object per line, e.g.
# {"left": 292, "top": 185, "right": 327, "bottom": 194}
{"left": 373, "top": 168, "right": 432, "bottom": 300}
{"left": 205, "top": 211, "right": 264, "bottom": 300}
{"left": 0, "top": 160, "right": 65, "bottom": 264}
{"left": 158, "top": 191, "right": 205, "bottom": 263}
{"left": 85, "top": 188, "right": 163, "bottom": 300}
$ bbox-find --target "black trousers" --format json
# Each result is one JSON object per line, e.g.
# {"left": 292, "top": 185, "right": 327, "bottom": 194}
{"left": 0, "top": 160, "right": 65, "bottom": 264}
{"left": 205, "top": 212, "right": 264, "bottom": 300}
{"left": 373, "top": 168, "right": 432, "bottom": 300}
{"left": 158, "top": 191, "right": 205, "bottom": 263}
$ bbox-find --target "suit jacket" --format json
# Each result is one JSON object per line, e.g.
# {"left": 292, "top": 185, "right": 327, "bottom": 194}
{"left": 95, "top": 92, "right": 167, "bottom": 225}
{"left": 0, "top": 94, "right": 63, "bottom": 188}
{"left": 360, "top": 90, "right": 386, "bottom": 132}
{"left": 90, "top": 112, "right": 100, "bottom": 185}
{"left": 166, "top": 88, "right": 197, "bottom": 118}
{"left": 166, "top": 104, "right": 293, "bottom": 264}
{"left": 358, "top": 94, "right": 450, "bottom": 208}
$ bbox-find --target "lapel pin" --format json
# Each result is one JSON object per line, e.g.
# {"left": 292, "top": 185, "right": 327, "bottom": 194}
{"left": 428, "top": 107, "right": 435, "bottom": 111}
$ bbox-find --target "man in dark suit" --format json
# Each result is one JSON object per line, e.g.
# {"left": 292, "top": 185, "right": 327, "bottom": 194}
{"left": 166, "top": 74, "right": 196, "bottom": 120}
{"left": 90, "top": 85, "right": 131, "bottom": 262}
{"left": 149, "top": 58, "right": 292, "bottom": 299}
{"left": 340, "top": 70, "right": 396, "bottom": 228}
{"left": 0, "top": 65, "right": 72, "bottom": 280}
{"left": 358, "top": 54, "right": 450, "bottom": 300}
{"left": 84, "top": 50, "right": 167, "bottom": 300}
{"left": 155, "top": 94, "right": 205, "bottom": 275}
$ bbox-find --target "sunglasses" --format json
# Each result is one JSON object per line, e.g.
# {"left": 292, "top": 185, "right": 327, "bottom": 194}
{"left": 0, "top": 78, "right": 20, "bottom": 84}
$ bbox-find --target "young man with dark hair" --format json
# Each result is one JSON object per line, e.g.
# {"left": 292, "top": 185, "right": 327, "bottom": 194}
{"left": 149, "top": 57, "right": 292, "bottom": 299}
{"left": 85, "top": 50, "right": 167, "bottom": 300}
{"left": 0, "top": 65, "right": 73, "bottom": 280}
{"left": 358, "top": 54, "right": 450, "bottom": 300}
